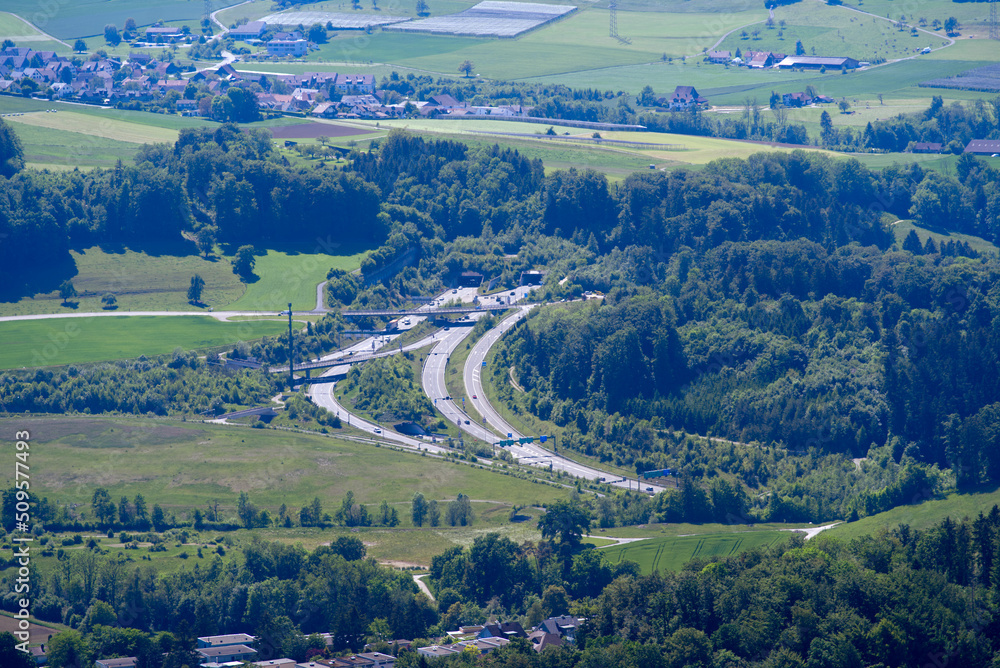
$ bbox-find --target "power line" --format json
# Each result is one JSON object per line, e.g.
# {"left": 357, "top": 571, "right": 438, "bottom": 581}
{"left": 609, "top": 0, "right": 631, "bottom": 45}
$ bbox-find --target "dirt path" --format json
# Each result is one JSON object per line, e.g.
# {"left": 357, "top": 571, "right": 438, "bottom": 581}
{"left": 413, "top": 573, "right": 435, "bottom": 600}
{"left": 785, "top": 522, "right": 841, "bottom": 539}
{"left": 587, "top": 535, "right": 652, "bottom": 548}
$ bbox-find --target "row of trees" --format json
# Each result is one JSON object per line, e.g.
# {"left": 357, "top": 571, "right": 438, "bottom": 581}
{"left": 11, "top": 508, "right": 1000, "bottom": 667}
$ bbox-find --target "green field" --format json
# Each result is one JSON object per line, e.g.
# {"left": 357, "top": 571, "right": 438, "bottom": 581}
{"left": 840, "top": 0, "right": 995, "bottom": 32}
{"left": 0, "top": 416, "right": 570, "bottom": 527}
{"left": 5, "top": 109, "right": 185, "bottom": 169}
{"left": 222, "top": 245, "right": 370, "bottom": 312}
{"left": 0, "top": 242, "right": 369, "bottom": 316}
{"left": 0, "top": 1, "right": 235, "bottom": 40}
{"left": 7, "top": 110, "right": 180, "bottom": 143}
{"left": 890, "top": 219, "right": 1000, "bottom": 256}
{"left": 826, "top": 483, "right": 1000, "bottom": 541}
{"left": 273, "top": 3, "right": 764, "bottom": 81}
{"left": 6, "top": 120, "right": 144, "bottom": 169}
{"left": 0, "top": 316, "right": 290, "bottom": 368}
{"left": 718, "top": 2, "right": 935, "bottom": 64}
{"left": 0, "top": 11, "right": 67, "bottom": 52}
{"left": 600, "top": 530, "right": 792, "bottom": 573}
{"left": 0, "top": 245, "right": 245, "bottom": 316}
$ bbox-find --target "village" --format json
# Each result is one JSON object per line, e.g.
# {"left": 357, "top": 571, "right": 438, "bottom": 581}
{"left": 86, "top": 616, "right": 585, "bottom": 667}
{"left": 0, "top": 42, "right": 537, "bottom": 121}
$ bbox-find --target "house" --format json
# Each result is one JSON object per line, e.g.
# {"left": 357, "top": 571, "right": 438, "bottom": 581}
{"left": 333, "top": 73, "right": 375, "bottom": 93}
{"left": 198, "top": 634, "right": 257, "bottom": 649}
{"left": 537, "top": 616, "right": 582, "bottom": 641}
{"left": 912, "top": 142, "right": 943, "bottom": 153}
{"left": 478, "top": 621, "right": 527, "bottom": 640}
{"left": 329, "top": 655, "right": 374, "bottom": 667}
{"left": 416, "top": 646, "right": 460, "bottom": 659}
{"left": 230, "top": 21, "right": 267, "bottom": 40}
{"left": 667, "top": 85, "right": 708, "bottom": 110}
{"left": 964, "top": 139, "right": 1000, "bottom": 154}
{"left": 152, "top": 62, "right": 182, "bottom": 78}
{"left": 273, "top": 31, "right": 303, "bottom": 41}
{"left": 253, "top": 661, "right": 297, "bottom": 668}
{"left": 257, "top": 93, "right": 294, "bottom": 110}
{"left": 196, "top": 645, "right": 257, "bottom": 664}
{"left": 95, "top": 659, "right": 138, "bottom": 668}
{"left": 339, "top": 94, "right": 380, "bottom": 107}
{"left": 706, "top": 50, "right": 730, "bottom": 63}
{"left": 311, "top": 101, "right": 338, "bottom": 117}
{"left": 745, "top": 51, "right": 774, "bottom": 68}
{"left": 776, "top": 56, "right": 860, "bottom": 70}
{"left": 356, "top": 653, "right": 395, "bottom": 668}
{"left": 267, "top": 39, "right": 308, "bottom": 57}
{"left": 50, "top": 82, "right": 73, "bottom": 97}
{"left": 426, "top": 93, "right": 463, "bottom": 109}
{"left": 457, "top": 638, "right": 508, "bottom": 654}
{"left": 782, "top": 91, "right": 813, "bottom": 107}
{"left": 526, "top": 631, "right": 563, "bottom": 652}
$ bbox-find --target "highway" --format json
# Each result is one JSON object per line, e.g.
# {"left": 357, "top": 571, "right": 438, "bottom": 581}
{"left": 306, "top": 335, "right": 452, "bottom": 455}
{"left": 304, "top": 286, "right": 483, "bottom": 453}
{"left": 462, "top": 304, "right": 665, "bottom": 494}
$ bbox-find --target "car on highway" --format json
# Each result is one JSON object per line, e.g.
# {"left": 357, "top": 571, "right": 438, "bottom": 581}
{"left": 464, "top": 420, "right": 470, "bottom": 424}
{"left": 374, "top": 428, "right": 382, "bottom": 434}
{"left": 472, "top": 394, "right": 477, "bottom": 399}
{"left": 646, "top": 487, "right": 654, "bottom": 492}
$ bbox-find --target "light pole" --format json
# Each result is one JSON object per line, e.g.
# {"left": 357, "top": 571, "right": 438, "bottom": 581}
{"left": 287, "top": 302, "right": 293, "bottom": 388}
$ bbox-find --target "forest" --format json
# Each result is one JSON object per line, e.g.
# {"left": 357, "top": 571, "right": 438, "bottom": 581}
{"left": 4, "top": 109, "right": 1000, "bottom": 665}
{"left": 3, "top": 509, "right": 1000, "bottom": 667}
{"left": 4, "top": 125, "right": 1000, "bottom": 523}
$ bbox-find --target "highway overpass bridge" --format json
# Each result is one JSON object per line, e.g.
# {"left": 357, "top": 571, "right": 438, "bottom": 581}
{"left": 342, "top": 303, "right": 512, "bottom": 318}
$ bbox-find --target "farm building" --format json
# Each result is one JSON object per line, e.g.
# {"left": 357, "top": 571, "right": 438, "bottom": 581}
{"left": 912, "top": 142, "right": 943, "bottom": 153}
{"left": 964, "top": 139, "right": 1000, "bottom": 154}
{"left": 776, "top": 56, "right": 860, "bottom": 70}
{"left": 230, "top": 21, "right": 267, "bottom": 39}
{"left": 144, "top": 27, "right": 184, "bottom": 42}
{"left": 706, "top": 50, "right": 730, "bottom": 63}
{"left": 746, "top": 51, "right": 782, "bottom": 68}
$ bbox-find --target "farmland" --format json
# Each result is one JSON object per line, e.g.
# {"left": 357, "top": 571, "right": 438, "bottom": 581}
{"left": 0, "top": 240, "right": 368, "bottom": 317}
{"left": 716, "top": 2, "right": 940, "bottom": 64}
{"left": 0, "top": 316, "right": 289, "bottom": 369}
{"left": 0, "top": 11, "right": 66, "bottom": 52}
{"left": 0, "top": 416, "right": 570, "bottom": 524}
{"left": 224, "top": 245, "right": 371, "bottom": 312}
{"left": 0, "top": 0, "right": 216, "bottom": 40}
{"left": 825, "top": 483, "right": 1000, "bottom": 541}
{"left": 599, "top": 530, "right": 792, "bottom": 574}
